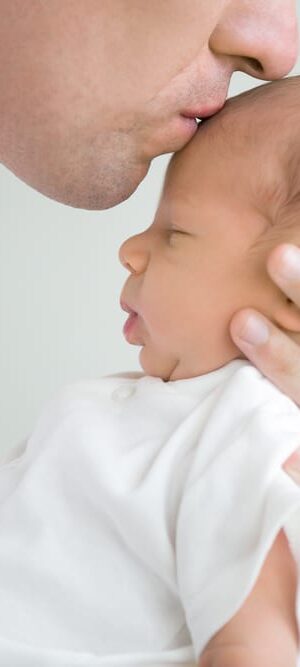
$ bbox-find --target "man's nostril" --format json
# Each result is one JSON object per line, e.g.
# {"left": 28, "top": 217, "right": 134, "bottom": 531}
{"left": 245, "top": 57, "right": 263, "bottom": 74}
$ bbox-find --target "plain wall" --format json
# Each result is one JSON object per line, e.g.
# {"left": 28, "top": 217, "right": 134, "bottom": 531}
{"left": 1, "top": 22, "right": 300, "bottom": 454}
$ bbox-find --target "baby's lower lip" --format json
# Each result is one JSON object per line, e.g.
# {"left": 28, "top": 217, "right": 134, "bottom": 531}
{"left": 123, "top": 312, "right": 139, "bottom": 340}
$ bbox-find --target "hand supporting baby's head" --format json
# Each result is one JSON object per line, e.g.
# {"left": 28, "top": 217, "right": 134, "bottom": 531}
{"left": 120, "top": 76, "right": 300, "bottom": 382}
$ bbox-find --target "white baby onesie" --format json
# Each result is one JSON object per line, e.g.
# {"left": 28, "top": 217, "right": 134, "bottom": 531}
{"left": 0, "top": 359, "right": 300, "bottom": 666}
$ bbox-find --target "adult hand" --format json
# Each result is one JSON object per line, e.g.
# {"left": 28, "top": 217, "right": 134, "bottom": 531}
{"left": 230, "top": 243, "right": 300, "bottom": 481}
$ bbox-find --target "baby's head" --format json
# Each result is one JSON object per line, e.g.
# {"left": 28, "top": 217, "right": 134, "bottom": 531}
{"left": 120, "top": 76, "right": 300, "bottom": 382}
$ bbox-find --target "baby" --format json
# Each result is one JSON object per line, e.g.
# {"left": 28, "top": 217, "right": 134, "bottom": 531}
{"left": 119, "top": 75, "right": 300, "bottom": 665}
{"left": 1, "top": 77, "right": 300, "bottom": 667}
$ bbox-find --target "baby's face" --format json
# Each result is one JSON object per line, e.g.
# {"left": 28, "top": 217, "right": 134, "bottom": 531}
{"left": 119, "top": 112, "right": 293, "bottom": 381}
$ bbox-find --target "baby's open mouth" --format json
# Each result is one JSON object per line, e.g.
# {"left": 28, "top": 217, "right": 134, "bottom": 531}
{"left": 120, "top": 300, "right": 140, "bottom": 341}
{"left": 120, "top": 300, "right": 137, "bottom": 316}
{"left": 123, "top": 311, "right": 138, "bottom": 338}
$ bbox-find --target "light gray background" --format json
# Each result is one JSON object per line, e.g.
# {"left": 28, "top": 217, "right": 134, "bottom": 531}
{"left": 1, "top": 13, "right": 300, "bottom": 454}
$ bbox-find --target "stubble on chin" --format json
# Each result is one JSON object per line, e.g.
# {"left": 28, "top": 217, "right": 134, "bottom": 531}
{"left": 0, "top": 119, "right": 150, "bottom": 210}
{"left": 53, "top": 129, "right": 150, "bottom": 210}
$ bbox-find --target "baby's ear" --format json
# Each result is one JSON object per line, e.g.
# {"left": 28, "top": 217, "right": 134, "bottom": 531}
{"left": 273, "top": 298, "right": 300, "bottom": 334}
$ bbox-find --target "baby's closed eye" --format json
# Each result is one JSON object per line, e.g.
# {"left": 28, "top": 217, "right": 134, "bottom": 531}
{"left": 166, "top": 228, "right": 191, "bottom": 245}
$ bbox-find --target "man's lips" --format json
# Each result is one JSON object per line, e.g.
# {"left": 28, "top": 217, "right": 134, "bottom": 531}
{"left": 181, "top": 100, "right": 225, "bottom": 121}
{"left": 145, "top": 97, "right": 227, "bottom": 160}
{"left": 165, "top": 99, "right": 226, "bottom": 151}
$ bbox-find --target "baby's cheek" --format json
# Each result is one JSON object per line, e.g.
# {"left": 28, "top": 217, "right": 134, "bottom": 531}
{"left": 143, "top": 288, "right": 179, "bottom": 337}
{"left": 186, "top": 303, "right": 240, "bottom": 363}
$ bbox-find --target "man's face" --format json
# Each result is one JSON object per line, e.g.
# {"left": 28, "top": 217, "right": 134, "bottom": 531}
{"left": 0, "top": 0, "right": 297, "bottom": 210}
{"left": 119, "top": 116, "right": 286, "bottom": 382}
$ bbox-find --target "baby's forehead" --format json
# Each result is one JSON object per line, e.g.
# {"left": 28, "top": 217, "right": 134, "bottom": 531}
{"left": 163, "top": 84, "right": 300, "bottom": 251}
{"left": 174, "top": 81, "right": 300, "bottom": 203}
{"left": 165, "top": 106, "right": 281, "bottom": 209}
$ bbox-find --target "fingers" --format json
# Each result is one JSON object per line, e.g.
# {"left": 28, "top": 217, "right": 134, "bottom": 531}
{"left": 267, "top": 243, "right": 300, "bottom": 482}
{"left": 230, "top": 301, "right": 300, "bottom": 483}
{"left": 230, "top": 308, "right": 300, "bottom": 404}
{"left": 230, "top": 242, "right": 300, "bottom": 400}
{"left": 231, "top": 241, "right": 300, "bottom": 483}
{"left": 267, "top": 243, "right": 300, "bottom": 307}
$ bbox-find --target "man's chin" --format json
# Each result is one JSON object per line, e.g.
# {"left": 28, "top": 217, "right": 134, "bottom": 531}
{"left": 94, "top": 159, "right": 150, "bottom": 211}
{"left": 5, "top": 156, "right": 150, "bottom": 211}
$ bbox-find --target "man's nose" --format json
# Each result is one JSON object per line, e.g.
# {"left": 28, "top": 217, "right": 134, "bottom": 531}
{"left": 211, "top": 0, "right": 298, "bottom": 81}
{"left": 119, "top": 235, "right": 148, "bottom": 275}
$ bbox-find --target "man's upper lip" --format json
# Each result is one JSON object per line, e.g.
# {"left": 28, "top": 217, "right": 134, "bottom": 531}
{"left": 181, "top": 100, "right": 225, "bottom": 120}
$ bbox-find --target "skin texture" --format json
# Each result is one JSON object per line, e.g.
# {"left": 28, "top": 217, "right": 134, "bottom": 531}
{"left": 0, "top": 0, "right": 297, "bottom": 210}
{"left": 119, "top": 78, "right": 300, "bottom": 381}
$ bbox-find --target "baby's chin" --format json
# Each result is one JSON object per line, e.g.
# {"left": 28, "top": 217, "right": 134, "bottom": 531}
{"left": 139, "top": 347, "right": 180, "bottom": 382}
{"left": 139, "top": 345, "right": 244, "bottom": 381}
{"left": 139, "top": 347, "right": 196, "bottom": 382}
{"left": 138, "top": 336, "right": 235, "bottom": 381}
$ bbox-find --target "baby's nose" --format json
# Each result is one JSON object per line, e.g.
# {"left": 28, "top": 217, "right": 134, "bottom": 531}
{"left": 119, "top": 236, "right": 148, "bottom": 275}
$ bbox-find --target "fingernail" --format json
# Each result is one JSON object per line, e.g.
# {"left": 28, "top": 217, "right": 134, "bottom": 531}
{"left": 278, "top": 246, "right": 300, "bottom": 281}
{"left": 236, "top": 314, "right": 269, "bottom": 346}
{"left": 284, "top": 450, "right": 300, "bottom": 485}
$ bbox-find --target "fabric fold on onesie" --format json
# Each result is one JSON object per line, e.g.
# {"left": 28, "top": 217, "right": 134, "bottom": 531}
{"left": 176, "top": 363, "right": 300, "bottom": 660}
